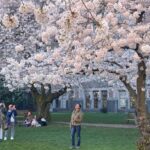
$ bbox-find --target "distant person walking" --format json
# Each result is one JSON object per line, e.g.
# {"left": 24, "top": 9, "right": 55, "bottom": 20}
{"left": 70, "top": 104, "right": 83, "bottom": 149}
{"left": 4, "top": 104, "right": 17, "bottom": 141}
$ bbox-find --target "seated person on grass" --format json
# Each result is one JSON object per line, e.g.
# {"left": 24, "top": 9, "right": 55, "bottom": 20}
{"left": 37, "top": 116, "right": 47, "bottom": 127}
{"left": 31, "top": 115, "right": 41, "bottom": 127}
{"left": 24, "top": 111, "right": 33, "bottom": 127}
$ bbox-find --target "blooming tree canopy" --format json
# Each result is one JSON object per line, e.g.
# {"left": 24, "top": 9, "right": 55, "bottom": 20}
{"left": 1, "top": 0, "right": 150, "bottom": 148}
{"left": 1, "top": 0, "right": 150, "bottom": 91}
{"left": 59, "top": 0, "right": 150, "bottom": 86}
{"left": 0, "top": 0, "right": 150, "bottom": 107}
{"left": 0, "top": 0, "right": 73, "bottom": 91}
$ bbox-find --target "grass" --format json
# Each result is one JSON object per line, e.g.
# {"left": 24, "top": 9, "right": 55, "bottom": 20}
{"left": 0, "top": 124, "right": 139, "bottom": 150}
{"left": 51, "top": 112, "right": 135, "bottom": 124}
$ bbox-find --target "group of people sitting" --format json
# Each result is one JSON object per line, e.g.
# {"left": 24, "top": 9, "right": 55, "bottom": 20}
{"left": 24, "top": 111, "right": 47, "bottom": 127}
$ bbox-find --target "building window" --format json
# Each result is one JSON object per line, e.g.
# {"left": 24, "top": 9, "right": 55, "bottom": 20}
{"left": 86, "top": 95, "right": 90, "bottom": 110}
{"left": 93, "top": 91, "right": 99, "bottom": 109}
{"left": 55, "top": 98, "right": 60, "bottom": 108}
{"left": 108, "top": 89, "right": 114, "bottom": 98}
{"left": 147, "top": 89, "right": 150, "bottom": 98}
{"left": 69, "top": 90, "right": 74, "bottom": 99}
{"left": 146, "top": 79, "right": 150, "bottom": 86}
{"left": 101, "top": 90, "right": 107, "bottom": 109}
{"left": 119, "top": 90, "right": 127, "bottom": 109}
{"left": 120, "top": 99, "right": 126, "bottom": 108}
{"left": 74, "top": 88, "right": 79, "bottom": 99}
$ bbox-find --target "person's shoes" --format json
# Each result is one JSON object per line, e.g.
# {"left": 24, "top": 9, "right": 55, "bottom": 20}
{"left": 76, "top": 146, "right": 80, "bottom": 149}
{"left": 10, "top": 137, "right": 14, "bottom": 140}
{"left": 4, "top": 137, "right": 7, "bottom": 141}
{"left": 69, "top": 146, "right": 75, "bottom": 149}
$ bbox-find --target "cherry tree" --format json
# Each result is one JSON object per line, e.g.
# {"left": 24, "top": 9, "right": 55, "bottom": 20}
{"left": 32, "top": 0, "right": 150, "bottom": 149}
{"left": 0, "top": 0, "right": 72, "bottom": 120}
{"left": 1, "top": 0, "right": 150, "bottom": 149}
{"left": 55, "top": 0, "right": 150, "bottom": 149}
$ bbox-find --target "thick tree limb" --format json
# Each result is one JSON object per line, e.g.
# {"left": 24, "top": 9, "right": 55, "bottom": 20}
{"left": 41, "top": 83, "right": 45, "bottom": 96}
{"left": 104, "top": 69, "right": 137, "bottom": 100}
{"left": 47, "top": 84, "right": 52, "bottom": 94}
{"left": 30, "top": 83, "right": 40, "bottom": 97}
{"left": 136, "top": 11, "right": 145, "bottom": 24}
{"left": 121, "top": 44, "right": 144, "bottom": 60}
{"left": 120, "top": 76, "right": 137, "bottom": 99}
{"left": 45, "top": 86, "right": 67, "bottom": 104}
{"left": 51, "top": 86, "right": 67, "bottom": 100}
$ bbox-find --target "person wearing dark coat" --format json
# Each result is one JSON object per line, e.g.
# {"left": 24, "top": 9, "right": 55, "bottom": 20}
{"left": 0, "top": 102, "right": 6, "bottom": 142}
{"left": 4, "top": 104, "right": 17, "bottom": 141}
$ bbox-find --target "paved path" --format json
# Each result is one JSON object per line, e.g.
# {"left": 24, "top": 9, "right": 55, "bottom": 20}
{"left": 54, "top": 122, "right": 137, "bottom": 129}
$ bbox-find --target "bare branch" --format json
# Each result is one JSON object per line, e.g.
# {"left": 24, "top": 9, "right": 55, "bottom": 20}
{"left": 120, "top": 76, "right": 137, "bottom": 98}
{"left": 30, "top": 83, "right": 40, "bottom": 96}
{"left": 104, "top": 60, "right": 124, "bottom": 69}
{"left": 80, "top": 0, "right": 101, "bottom": 27}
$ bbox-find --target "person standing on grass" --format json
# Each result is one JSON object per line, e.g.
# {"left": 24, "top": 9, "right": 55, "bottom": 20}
{"left": 70, "top": 104, "right": 83, "bottom": 149}
{"left": 4, "top": 104, "right": 17, "bottom": 141}
{"left": 0, "top": 103, "right": 4, "bottom": 142}
{"left": 0, "top": 102, "right": 6, "bottom": 142}
{"left": 0, "top": 105, "right": 3, "bottom": 142}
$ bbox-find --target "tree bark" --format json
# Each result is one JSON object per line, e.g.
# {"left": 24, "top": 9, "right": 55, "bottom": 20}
{"left": 136, "top": 61, "right": 150, "bottom": 150}
{"left": 105, "top": 44, "right": 150, "bottom": 150}
{"left": 36, "top": 97, "right": 51, "bottom": 121}
{"left": 120, "top": 75, "right": 137, "bottom": 108}
{"left": 31, "top": 83, "right": 67, "bottom": 122}
{"left": 119, "top": 60, "right": 150, "bottom": 150}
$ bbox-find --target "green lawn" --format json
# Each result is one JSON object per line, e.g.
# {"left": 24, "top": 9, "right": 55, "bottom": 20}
{"left": 0, "top": 124, "right": 139, "bottom": 150}
{"left": 51, "top": 112, "right": 134, "bottom": 124}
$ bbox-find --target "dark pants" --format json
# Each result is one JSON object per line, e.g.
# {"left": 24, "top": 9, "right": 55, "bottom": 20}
{"left": 71, "top": 125, "right": 81, "bottom": 147}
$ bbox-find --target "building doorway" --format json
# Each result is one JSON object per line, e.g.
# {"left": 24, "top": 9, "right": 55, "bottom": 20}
{"left": 101, "top": 90, "right": 108, "bottom": 111}
{"left": 93, "top": 91, "right": 99, "bottom": 109}
{"left": 55, "top": 98, "right": 60, "bottom": 108}
{"left": 119, "top": 90, "right": 127, "bottom": 111}
{"left": 86, "top": 95, "right": 90, "bottom": 110}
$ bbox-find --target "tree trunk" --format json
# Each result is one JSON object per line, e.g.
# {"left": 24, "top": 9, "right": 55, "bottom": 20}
{"left": 120, "top": 60, "right": 150, "bottom": 150}
{"left": 30, "top": 83, "right": 67, "bottom": 122}
{"left": 30, "top": 84, "right": 52, "bottom": 122}
{"left": 136, "top": 61, "right": 150, "bottom": 150}
{"left": 36, "top": 98, "right": 51, "bottom": 122}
